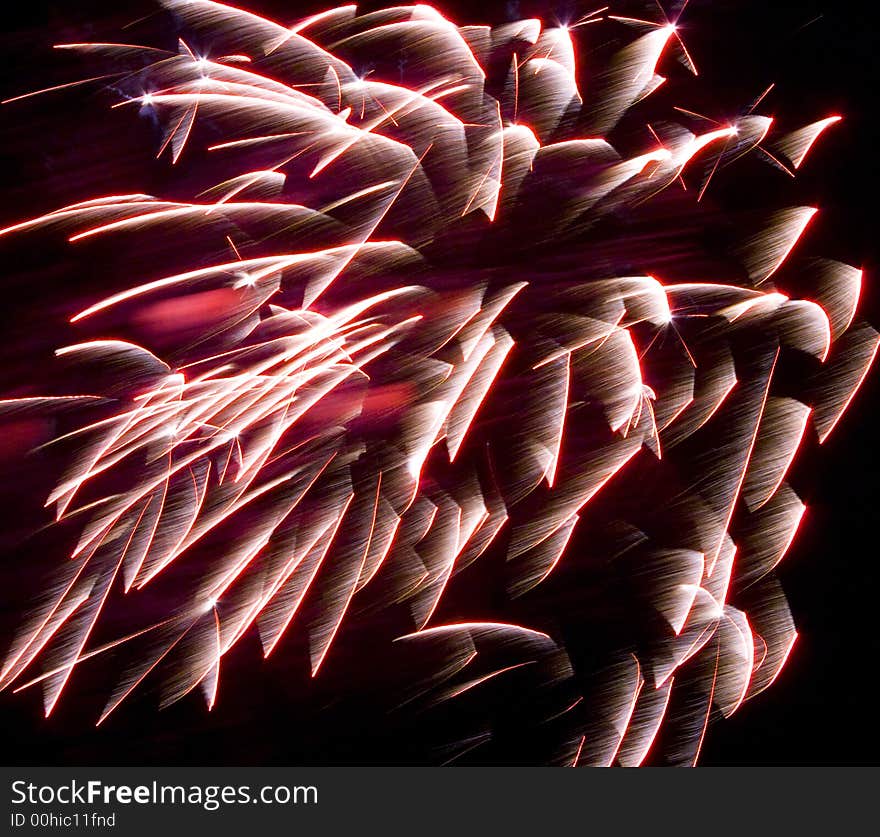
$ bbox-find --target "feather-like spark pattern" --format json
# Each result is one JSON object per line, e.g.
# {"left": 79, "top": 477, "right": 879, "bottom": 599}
{"left": 0, "top": 0, "right": 873, "bottom": 765}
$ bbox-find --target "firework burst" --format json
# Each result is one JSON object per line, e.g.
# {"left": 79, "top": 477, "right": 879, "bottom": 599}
{"left": 0, "top": 0, "right": 874, "bottom": 765}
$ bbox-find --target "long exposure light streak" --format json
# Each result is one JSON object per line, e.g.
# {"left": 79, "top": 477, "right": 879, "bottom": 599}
{"left": 0, "top": 0, "right": 874, "bottom": 766}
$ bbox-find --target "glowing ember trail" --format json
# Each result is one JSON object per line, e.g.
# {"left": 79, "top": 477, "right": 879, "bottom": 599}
{"left": 0, "top": 0, "right": 874, "bottom": 766}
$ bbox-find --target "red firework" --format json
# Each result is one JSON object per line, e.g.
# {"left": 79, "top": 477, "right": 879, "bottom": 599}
{"left": 0, "top": 0, "right": 874, "bottom": 765}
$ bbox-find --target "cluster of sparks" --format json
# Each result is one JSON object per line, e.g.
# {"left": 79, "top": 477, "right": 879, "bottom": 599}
{"left": 0, "top": 0, "right": 876, "bottom": 765}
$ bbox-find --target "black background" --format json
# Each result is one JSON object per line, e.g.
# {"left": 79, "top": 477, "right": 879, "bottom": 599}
{"left": 0, "top": 0, "right": 877, "bottom": 765}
